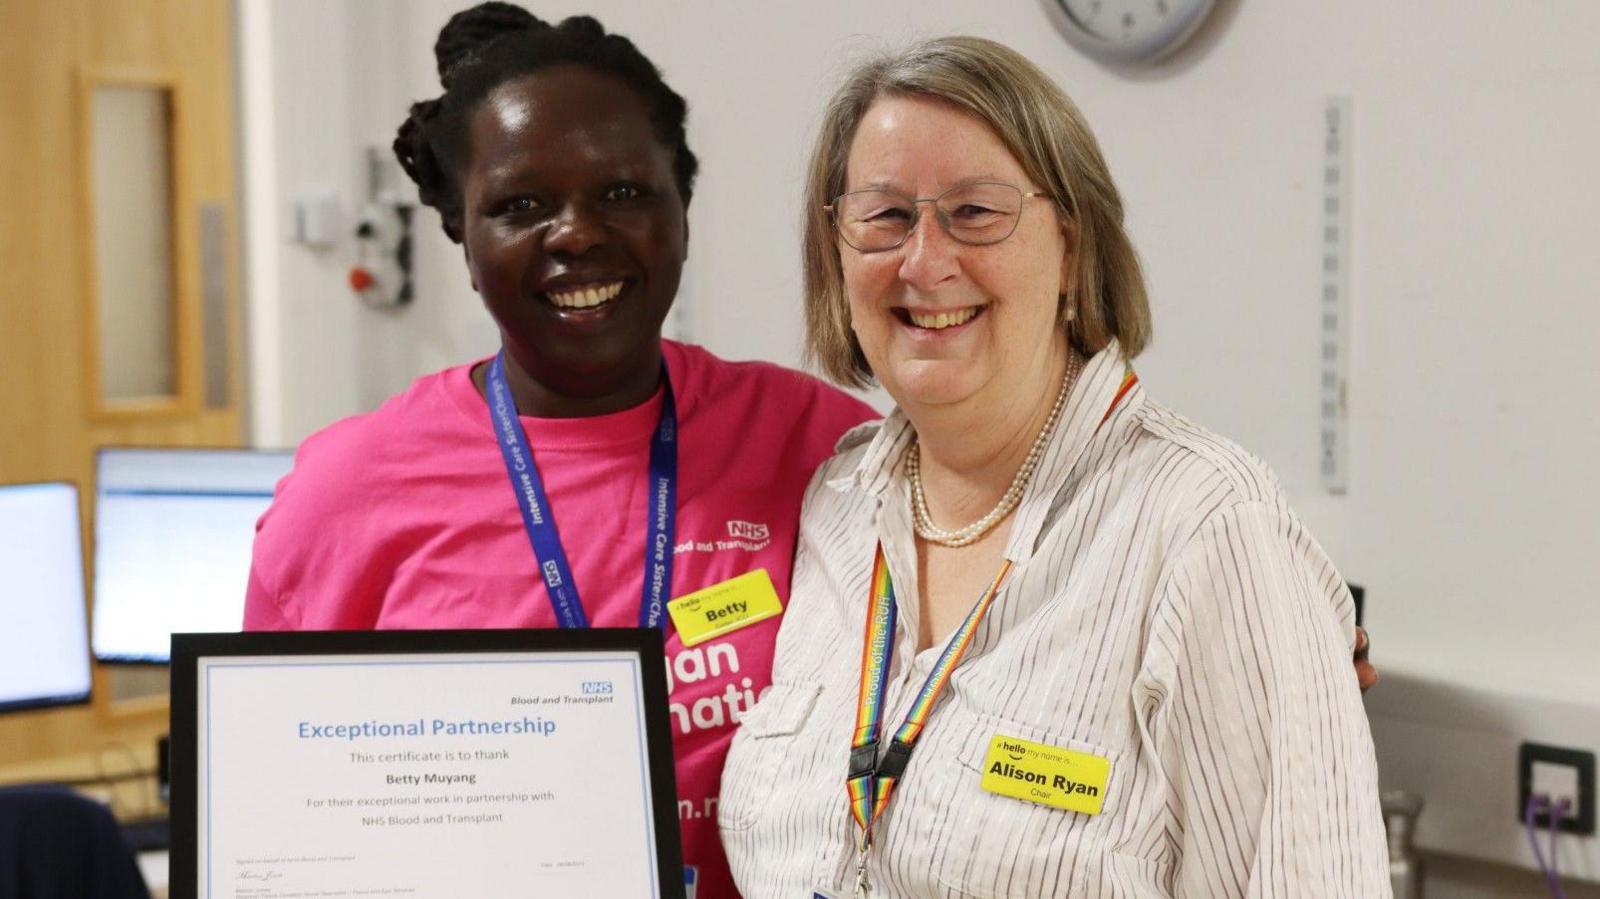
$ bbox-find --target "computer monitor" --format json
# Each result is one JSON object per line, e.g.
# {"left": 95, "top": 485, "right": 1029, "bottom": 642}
{"left": 92, "top": 447, "right": 294, "bottom": 664}
{"left": 0, "top": 482, "right": 93, "bottom": 713}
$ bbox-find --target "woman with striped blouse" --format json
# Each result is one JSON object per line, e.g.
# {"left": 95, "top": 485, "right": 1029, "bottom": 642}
{"left": 719, "top": 37, "right": 1390, "bottom": 898}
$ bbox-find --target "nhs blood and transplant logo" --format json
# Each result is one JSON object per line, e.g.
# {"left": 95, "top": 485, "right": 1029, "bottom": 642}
{"left": 582, "top": 681, "right": 614, "bottom": 695}
{"left": 726, "top": 520, "right": 769, "bottom": 541}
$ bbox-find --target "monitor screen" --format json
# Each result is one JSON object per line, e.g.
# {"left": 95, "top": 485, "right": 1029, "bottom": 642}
{"left": 0, "top": 482, "right": 92, "bottom": 712}
{"left": 93, "top": 448, "right": 294, "bottom": 664}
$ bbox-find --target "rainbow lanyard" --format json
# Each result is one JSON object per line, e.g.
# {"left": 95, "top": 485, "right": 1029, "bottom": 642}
{"left": 847, "top": 548, "right": 1010, "bottom": 837}
{"left": 844, "top": 367, "right": 1138, "bottom": 895}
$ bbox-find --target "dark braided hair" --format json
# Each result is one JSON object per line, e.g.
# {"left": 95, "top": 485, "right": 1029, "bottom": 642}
{"left": 393, "top": 3, "right": 699, "bottom": 244}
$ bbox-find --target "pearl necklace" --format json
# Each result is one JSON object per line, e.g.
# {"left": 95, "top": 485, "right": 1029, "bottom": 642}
{"left": 906, "top": 352, "right": 1084, "bottom": 548}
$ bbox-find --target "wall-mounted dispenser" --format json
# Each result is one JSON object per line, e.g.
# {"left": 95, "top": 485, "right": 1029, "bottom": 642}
{"left": 348, "top": 147, "right": 413, "bottom": 309}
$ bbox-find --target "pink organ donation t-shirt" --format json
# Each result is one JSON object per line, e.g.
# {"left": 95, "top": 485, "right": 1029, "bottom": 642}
{"left": 244, "top": 340, "right": 878, "bottom": 899}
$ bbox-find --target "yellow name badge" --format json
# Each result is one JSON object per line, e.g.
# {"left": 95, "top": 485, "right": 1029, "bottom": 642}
{"left": 666, "top": 569, "right": 784, "bottom": 647}
{"left": 979, "top": 734, "right": 1111, "bottom": 816}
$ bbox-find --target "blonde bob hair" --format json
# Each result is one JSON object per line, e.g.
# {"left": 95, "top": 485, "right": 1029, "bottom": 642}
{"left": 803, "top": 36, "right": 1152, "bottom": 387}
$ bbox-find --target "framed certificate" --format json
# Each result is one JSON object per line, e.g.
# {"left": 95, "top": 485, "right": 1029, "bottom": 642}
{"left": 170, "top": 629, "right": 685, "bottom": 899}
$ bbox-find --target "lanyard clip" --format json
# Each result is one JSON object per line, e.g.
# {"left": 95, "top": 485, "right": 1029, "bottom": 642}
{"left": 878, "top": 739, "right": 913, "bottom": 780}
{"left": 848, "top": 741, "right": 879, "bottom": 780}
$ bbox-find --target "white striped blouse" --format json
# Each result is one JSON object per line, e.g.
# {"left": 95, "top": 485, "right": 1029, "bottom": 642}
{"left": 718, "top": 342, "right": 1391, "bottom": 898}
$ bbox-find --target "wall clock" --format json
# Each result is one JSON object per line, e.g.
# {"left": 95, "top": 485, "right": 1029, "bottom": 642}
{"left": 1046, "top": 0, "right": 1218, "bottom": 66}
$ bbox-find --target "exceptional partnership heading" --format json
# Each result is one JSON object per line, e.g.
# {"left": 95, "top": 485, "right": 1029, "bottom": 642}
{"left": 296, "top": 716, "right": 558, "bottom": 740}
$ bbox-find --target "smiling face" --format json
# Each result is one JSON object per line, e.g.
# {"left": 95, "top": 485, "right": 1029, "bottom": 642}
{"left": 459, "top": 66, "right": 687, "bottom": 403}
{"left": 840, "top": 94, "right": 1073, "bottom": 411}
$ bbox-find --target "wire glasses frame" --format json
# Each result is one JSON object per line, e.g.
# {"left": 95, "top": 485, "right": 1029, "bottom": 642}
{"left": 825, "top": 181, "right": 1056, "bottom": 253}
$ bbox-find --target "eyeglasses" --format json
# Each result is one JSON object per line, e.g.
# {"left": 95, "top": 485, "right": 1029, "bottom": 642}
{"left": 825, "top": 181, "right": 1054, "bottom": 253}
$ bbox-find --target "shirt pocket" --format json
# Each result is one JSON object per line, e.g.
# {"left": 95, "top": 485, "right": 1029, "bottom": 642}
{"left": 930, "top": 713, "right": 1124, "bottom": 898}
{"left": 717, "top": 680, "right": 822, "bottom": 832}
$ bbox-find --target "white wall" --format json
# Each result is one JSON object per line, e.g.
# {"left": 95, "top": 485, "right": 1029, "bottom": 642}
{"left": 243, "top": 0, "right": 490, "bottom": 447}
{"left": 243, "top": 0, "right": 1600, "bottom": 884}
{"left": 246, "top": 0, "right": 358, "bottom": 445}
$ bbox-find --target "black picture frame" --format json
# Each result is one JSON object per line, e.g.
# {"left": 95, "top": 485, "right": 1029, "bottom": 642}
{"left": 170, "top": 628, "right": 684, "bottom": 899}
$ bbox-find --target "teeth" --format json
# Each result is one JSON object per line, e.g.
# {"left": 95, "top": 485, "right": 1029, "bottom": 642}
{"left": 547, "top": 281, "right": 625, "bottom": 309}
{"left": 907, "top": 307, "right": 980, "bottom": 330}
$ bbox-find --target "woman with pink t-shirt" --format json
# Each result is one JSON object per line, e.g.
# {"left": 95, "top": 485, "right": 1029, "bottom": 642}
{"left": 245, "top": 6, "right": 874, "bottom": 897}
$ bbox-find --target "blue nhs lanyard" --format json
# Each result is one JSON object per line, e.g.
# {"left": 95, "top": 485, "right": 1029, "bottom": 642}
{"left": 485, "top": 352, "right": 677, "bottom": 629}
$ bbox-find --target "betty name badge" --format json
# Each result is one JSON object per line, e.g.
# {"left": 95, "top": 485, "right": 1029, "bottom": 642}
{"left": 666, "top": 568, "right": 784, "bottom": 646}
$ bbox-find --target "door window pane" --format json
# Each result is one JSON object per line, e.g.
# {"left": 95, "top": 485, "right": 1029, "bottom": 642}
{"left": 92, "top": 84, "right": 176, "bottom": 401}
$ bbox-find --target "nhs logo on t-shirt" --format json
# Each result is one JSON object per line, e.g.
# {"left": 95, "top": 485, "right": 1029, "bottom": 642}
{"left": 726, "top": 520, "right": 769, "bottom": 541}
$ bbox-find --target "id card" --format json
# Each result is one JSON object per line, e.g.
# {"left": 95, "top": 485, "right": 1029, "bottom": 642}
{"left": 979, "top": 733, "right": 1111, "bottom": 815}
{"left": 667, "top": 569, "right": 783, "bottom": 646}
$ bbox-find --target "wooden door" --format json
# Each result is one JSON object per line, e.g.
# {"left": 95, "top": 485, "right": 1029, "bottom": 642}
{"left": 0, "top": 0, "right": 242, "bottom": 772}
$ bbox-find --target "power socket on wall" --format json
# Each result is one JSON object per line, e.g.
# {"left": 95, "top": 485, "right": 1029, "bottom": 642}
{"left": 1518, "top": 741, "right": 1596, "bottom": 835}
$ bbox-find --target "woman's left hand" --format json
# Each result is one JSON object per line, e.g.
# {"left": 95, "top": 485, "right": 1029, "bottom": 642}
{"left": 1355, "top": 626, "right": 1378, "bottom": 693}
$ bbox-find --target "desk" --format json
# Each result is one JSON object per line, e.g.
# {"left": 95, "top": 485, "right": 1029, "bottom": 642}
{"left": 0, "top": 742, "right": 163, "bottom": 821}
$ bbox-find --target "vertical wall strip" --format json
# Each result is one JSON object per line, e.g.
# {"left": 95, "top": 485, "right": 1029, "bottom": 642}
{"left": 1321, "top": 97, "right": 1352, "bottom": 494}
